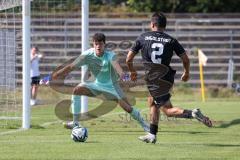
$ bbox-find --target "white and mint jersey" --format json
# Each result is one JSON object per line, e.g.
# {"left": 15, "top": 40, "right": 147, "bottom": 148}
{"left": 72, "top": 48, "right": 124, "bottom": 99}
{"left": 73, "top": 48, "right": 119, "bottom": 85}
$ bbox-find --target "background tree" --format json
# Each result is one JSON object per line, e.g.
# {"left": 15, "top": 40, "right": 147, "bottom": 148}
{"left": 30, "top": 0, "right": 240, "bottom": 13}
{"left": 127, "top": 0, "right": 240, "bottom": 13}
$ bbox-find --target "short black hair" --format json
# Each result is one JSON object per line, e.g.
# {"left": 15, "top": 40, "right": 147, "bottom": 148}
{"left": 92, "top": 33, "right": 106, "bottom": 44}
{"left": 32, "top": 46, "right": 39, "bottom": 51}
{"left": 151, "top": 12, "right": 167, "bottom": 28}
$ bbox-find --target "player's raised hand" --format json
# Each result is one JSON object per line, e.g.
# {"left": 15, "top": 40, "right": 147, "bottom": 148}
{"left": 130, "top": 71, "right": 137, "bottom": 81}
{"left": 51, "top": 72, "right": 58, "bottom": 80}
{"left": 181, "top": 71, "right": 189, "bottom": 82}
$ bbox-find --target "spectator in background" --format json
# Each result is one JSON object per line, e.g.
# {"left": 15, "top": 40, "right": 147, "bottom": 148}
{"left": 30, "top": 46, "right": 43, "bottom": 106}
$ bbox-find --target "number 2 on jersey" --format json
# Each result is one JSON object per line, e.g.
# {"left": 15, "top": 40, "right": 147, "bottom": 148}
{"left": 151, "top": 43, "right": 164, "bottom": 64}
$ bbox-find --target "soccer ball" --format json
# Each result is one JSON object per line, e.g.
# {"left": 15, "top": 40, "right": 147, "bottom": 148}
{"left": 71, "top": 126, "right": 88, "bottom": 142}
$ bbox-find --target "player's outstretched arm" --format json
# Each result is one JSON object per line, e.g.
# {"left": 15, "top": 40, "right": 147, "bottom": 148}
{"left": 52, "top": 63, "right": 75, "bottom": 80}
{"left": 52, "top": 54, "right": 86, "bottom": 80}
{"left": 126, "top": 51, "right": 137, "bottom": 81}
{"left": 111, "top": 60, "right": 124, "bottom": 76}
{"left": 180, "top": 53, "right": 190, "bottom": 82}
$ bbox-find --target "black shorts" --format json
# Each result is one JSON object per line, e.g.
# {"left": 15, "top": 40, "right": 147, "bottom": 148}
{"left": 145, "top": 64, "right": 176, "bottom": 107}
{"left": 31, "top": 76, "right": 40, "bottom": 85}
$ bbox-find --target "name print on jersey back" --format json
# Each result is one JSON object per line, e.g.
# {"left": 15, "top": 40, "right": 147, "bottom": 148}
{"left": 132, "top": 31, "right": 185, "bottom": 66}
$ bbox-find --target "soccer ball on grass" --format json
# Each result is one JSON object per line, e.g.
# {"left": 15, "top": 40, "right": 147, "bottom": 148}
{"left": 71, "top": 126, "right": 88, "bottom": 142}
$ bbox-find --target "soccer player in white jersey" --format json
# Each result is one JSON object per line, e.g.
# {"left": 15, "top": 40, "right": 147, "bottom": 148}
{"left": 52, "top": 33, "right": 149, "bottom": 133}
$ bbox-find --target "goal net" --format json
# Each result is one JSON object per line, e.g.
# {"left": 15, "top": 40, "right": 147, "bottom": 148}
{"left": 0, "top": 0, "right": 83, "bottom": 131}
{"left": 0, "top": 0, "right": 22, "bottom": 129}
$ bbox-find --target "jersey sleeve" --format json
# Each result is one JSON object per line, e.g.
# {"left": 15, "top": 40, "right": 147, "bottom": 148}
{"left": 109, "top": 51, "right": 117, "bottom": 61}
{"left": 72, "top": 50, "right": 89, "bottom": 68}
{"left": 172, "top": 39, "right": 185, "bottom": 57}
{"left": 130, "top": 35, "right": 144, "bottom": 54}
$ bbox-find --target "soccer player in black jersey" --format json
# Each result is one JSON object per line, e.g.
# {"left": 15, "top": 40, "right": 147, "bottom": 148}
{"left": 126, "top": 12, "right": 212, "bottom": 143}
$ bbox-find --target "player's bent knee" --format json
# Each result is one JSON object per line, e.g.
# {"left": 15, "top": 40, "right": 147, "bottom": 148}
{"left": 72, "top": 86, "right": 86, "bottom": 95}
{"left": 72, "top": 87, "right": 79, "bottom": 95}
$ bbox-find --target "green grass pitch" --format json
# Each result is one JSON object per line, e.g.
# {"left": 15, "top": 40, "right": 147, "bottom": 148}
{"left": 0, "top": 95, "right": 240, "bottom": 160}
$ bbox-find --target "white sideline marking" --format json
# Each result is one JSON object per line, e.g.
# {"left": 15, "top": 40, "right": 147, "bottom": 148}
{"left": 40, "top": 120, "right": 62, "bottom": 127}
{"left": 0, "top": 116, "right": 21, "bottom": 120}
{"left": 0, "top": 121, "right": 63, "bottom": 136}
{"left": 0, "top": 128, "right": 27, "bottom": 136}
{"left": 0, "top": 108, "right": 149, "bottom": 136}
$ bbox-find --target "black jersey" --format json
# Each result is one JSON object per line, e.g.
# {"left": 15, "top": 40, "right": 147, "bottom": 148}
{"left": 130, "top": 31, "right": 185, "bottom": 66}
{"left": 130, "top": 31, "right": 185, "bottom": 105}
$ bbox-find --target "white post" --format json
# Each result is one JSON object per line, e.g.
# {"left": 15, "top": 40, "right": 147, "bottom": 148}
{"left": 227, "top": 59, "right": 234, "bottom": 87}
{"left": 22, "top": 0, "right": 31, "bottom": 129}
{"left": 227, "top": 30, "right": 234, "bottom": 88}
{"left": 81, "top": 0, "right": 89, "bottom": 113}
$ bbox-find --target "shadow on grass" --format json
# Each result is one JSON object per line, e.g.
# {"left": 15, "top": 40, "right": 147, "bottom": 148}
{"left": 157, "top": 143, "right": 240, "bottom": 148}
{"left": 215, "top": 119, "right": 240, "bottom": 128}
{"left": 160, "top": 130, "right": 218, "bottom": 134}
{"left": 92, "top": 129, "right": 218, "bottom": 136}
{"left": 30, "top": 125, "right": 45, "bottom": 129}
{"left": 205, "top": 143, "right": 240, "bottom": 147}
{"left": 84, "top": 141, "right": 100, "bottom": 144}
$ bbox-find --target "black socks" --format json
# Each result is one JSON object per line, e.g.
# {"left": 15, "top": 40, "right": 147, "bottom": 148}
{"left": 150, "top": 124, "right": 158, "bottom": 135}
{"left": 175, "top": 109, "right": 193, "bottom": 119}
